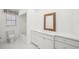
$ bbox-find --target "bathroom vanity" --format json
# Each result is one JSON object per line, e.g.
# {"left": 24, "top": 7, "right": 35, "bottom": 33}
{"left": 31, "top": 30, "right": 79, "bottom": 49}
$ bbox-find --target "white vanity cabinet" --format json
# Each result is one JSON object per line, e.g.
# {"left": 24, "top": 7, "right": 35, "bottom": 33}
{"left": 31, "top": 31, "right": 54, "bottom": 49}
{"left": 31, "top": 30, "right": 79, "bottom": 49}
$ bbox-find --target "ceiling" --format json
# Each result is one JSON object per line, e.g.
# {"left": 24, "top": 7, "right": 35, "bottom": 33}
{"left": 10, "top": 9, "right": 20, "bottom": 12}
{"left": 4, "top": 9, "right": 27, "bottom": 15}
{"left": 4, "top": 9, "right": 20, "bottom": 15}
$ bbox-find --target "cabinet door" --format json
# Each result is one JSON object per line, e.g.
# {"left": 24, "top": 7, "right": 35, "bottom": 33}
{"left": 31, "top": 31, "right": 40, "bottom": 45}
{"left": 38, "top": 35, "right": 53, "bottom": 49}
{"left": 55, "top": 41, "right": 67, "bottom": 49}
{"left": 31, "top": 35, "right": 37, "bottom": 44}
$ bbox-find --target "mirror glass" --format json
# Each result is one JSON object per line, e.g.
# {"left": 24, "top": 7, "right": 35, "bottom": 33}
{"left": 46, "top": 15, "right": 53, "bottom": 29}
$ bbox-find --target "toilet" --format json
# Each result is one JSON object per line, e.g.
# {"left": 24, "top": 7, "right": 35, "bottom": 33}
{"left": 6, "top": 30, "right": 16, "bottom": 43}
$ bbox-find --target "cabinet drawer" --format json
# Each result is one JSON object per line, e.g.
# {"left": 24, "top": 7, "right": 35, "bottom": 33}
{"left": 39, "top": 33, "right": 53, "bottom": 40}
{"left": 64, "top": 39, "right": 79, "bottom": 47}
{"left": 39, "top": 37, "right": 53, "bottom": 49}
{"left": 55, "top": 36, "right": 79, "bottom": 47}
{"left": 55, "top": 41, "right": 67, "bottom": 49}
{"left": 65, "top": 44, "right": 78, "bottom": 49}
{"left": 55, "top": 36, "right": 66, "bottom": 43}
{"left": 55, "top": 40, "right": 79, "bottom": 49}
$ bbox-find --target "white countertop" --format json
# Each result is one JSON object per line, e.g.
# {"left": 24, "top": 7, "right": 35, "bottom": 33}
{"left": 32, "top": 30, "right": 79, "bottom": 41}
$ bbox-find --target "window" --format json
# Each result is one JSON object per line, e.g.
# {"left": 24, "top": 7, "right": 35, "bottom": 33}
{"left": 6, "top": 14, "right": 16, "bottom": 26}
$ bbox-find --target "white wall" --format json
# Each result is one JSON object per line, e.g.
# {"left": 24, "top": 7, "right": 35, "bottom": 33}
{"left": 30, "top": 9, "right": 74, "bottom": 33}
{"left": 0, "top": 9, "right": 4, "bottom": 41}
{"left": 26, "top": 9, "right": 79, "bottom": 43}
{"left": 26, "top": 10, "right": 33, "bottom": 43}
{"left": 71, "top": 10, "right": 79, "bottom": 36}
{"left": 19, "top": 14, "right": 26, "bottom": 35}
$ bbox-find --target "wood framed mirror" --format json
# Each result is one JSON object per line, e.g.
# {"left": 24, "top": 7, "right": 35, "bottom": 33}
{"left": 44, "top": 12, "right": 56, "bottom": 31}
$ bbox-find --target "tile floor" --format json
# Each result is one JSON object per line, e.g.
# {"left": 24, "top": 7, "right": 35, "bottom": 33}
{"left": 0, "top": 37, "right": 37, "bottom": 49}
